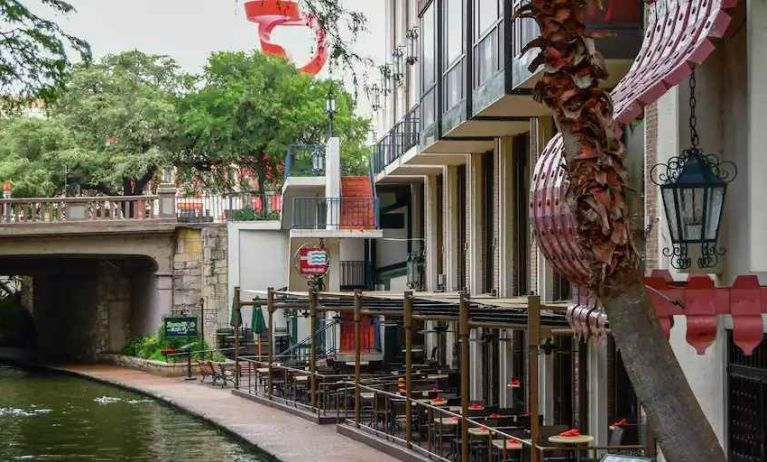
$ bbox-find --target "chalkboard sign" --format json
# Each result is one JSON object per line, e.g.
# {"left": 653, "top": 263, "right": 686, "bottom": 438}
{"left": 164, "top": 316, "right": 198, "bottom": 337}
{"left": 600, "top": 455, "right": 654, "bottom": 462}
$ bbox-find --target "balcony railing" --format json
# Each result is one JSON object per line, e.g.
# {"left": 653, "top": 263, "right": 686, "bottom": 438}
{"left": 284, "top": 144, "right": 326, "bottom": 178}
{"left": 371, "top": 105, "right": 420, "bottom": 176}
{"left": 176, "top": 192, "right": 281, "bottom": 223}
{"left": 291, "top": 197, "right": 379, "bottom": 231}
{"left": 340, "top": 260, "right": 372, "bottom": 290}
{"left": 0, "top": 195, "right": 162, "bottom": 224}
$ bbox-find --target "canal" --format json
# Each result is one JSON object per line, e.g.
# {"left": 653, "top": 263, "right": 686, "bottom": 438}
{"left": 0, "top": 364, "right": 272, "bottom": 461}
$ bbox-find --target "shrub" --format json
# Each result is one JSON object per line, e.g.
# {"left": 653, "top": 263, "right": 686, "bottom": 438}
{"left": 122, "top": 327, "right": 218, "bottom": 363}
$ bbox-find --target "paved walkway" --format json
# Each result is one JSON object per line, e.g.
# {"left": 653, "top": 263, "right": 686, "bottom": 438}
{"left": 57, "top": 364, "right": 398, "bottom": 462}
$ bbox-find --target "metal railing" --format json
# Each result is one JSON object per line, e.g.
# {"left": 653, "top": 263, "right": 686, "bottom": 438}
{"left": 0, "top": 195, "right": 160, "bottom": 224}
{"left": 276, "top": 318, "right": 340, "bottom": 364}
{"left": 176, "top": 192, "right": 281, "bottom": 223}
{"left": 291, "top": 197, "right": 379, "bottom": 230}
{"left": 285, "top": 144, "right": 326, "bottom": 178}
{"left": 341, "top": 261, "right": 371, "bottom": 290}
{"left": 371, "top": 105, "right": 420, "bottom": 176}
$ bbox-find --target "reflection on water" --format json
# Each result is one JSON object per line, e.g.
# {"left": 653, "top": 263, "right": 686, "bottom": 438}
{"left": 0, "top": 365, "right": 271, "bottom": 461}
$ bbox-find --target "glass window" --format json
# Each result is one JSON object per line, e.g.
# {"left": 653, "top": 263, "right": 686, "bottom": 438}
{"left": 476, "top": 0, "right": 499, "bottom": 37}
{"left": 445, "top": 0, "right": 463, "bottom": 65}
{"left": 421, "top": 4, "right": 435, "bottom": 87}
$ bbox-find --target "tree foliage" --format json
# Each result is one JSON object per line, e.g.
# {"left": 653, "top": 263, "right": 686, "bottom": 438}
{"left": 0, "top": 0, "right": 90, "bottom": 112}
{"left": 50, "top": 50, "right": 189, "bottom": 195}
{"left": 178, "top": 51, "right": 370, "bottom": 193}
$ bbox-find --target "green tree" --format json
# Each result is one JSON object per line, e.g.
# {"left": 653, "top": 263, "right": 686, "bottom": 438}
{"left": 50, "top": 50, "right": 189, "bottom": 195}
{"left": 0, "top": 116, "right": 75, "bottom": 197}
{"left": 179, "top": 51, "right": 370, "bottom": 194}
{"left": 0, "top": 0, "right": 90, "bottom": 112}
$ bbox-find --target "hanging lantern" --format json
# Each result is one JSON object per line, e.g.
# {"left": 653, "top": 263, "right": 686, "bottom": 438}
{"left": 392, "top": 47, "right": 406, "bottom": 87}
{"left": 406, "top": 27, "right": 419, "bottom": 65}
{"left": 366, "top": 83, "right": 382, "bottom": 111}
{"left": 379, "top": 64, "right": 393, "bottom": 96}
{"left": 651, "top": 70, "right": 737, "bottom": 270}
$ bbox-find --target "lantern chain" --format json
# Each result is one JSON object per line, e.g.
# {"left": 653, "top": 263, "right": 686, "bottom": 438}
{"left": 689, "top": 68, "right": 699, "bottom": 149}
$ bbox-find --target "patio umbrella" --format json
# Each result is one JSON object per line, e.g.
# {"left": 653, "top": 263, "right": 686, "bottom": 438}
{"left": 230, "top": 302, "right": 242, "bottom": 328}
{"left": 251, "top": 307, "right": 268, "bottom": 357}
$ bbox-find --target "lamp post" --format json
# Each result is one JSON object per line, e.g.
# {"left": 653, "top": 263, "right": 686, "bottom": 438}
{"left": 366, "top": 83, "right": 382, "bottom": 111}
{"left": 325, "top": 87, "right": 337, "bottom": 139}
{"left": 651, "top": 70, "right": 737, "bottom": 270}
{"left": 392, "top": 47, "right": 405, "bottom": 87}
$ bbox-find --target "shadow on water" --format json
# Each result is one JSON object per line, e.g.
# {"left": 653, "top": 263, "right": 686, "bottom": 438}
{"left": 0, "top": 364, "right": 274, "bottom": 461}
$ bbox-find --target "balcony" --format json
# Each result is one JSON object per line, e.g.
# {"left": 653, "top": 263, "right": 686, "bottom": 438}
{"left": 284, "top": 144, "right": 326, "bottom": 178}
{"left": 418, "top": 0, "right": 643, "bottom": 153}
{"left": 289, "top": 197, "right": 382, "bottom": 239}
{"left": 370, "top": 105, "right": 421, "bottom": 178}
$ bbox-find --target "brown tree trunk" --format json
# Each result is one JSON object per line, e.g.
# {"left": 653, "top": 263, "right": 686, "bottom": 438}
{"left": 519, "top": 1, "right": 726, "bottom": 460}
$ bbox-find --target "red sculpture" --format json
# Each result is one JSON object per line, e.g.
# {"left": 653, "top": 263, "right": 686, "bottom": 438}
{"left": 244, "top": 0, "right": 329, "bottom": 75}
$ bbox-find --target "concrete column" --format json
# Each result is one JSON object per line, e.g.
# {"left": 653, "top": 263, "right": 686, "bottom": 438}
{"left": 541, "top": 348, "right": 555, "bottom": 424}
{"left": 470, "top": 328, "right": 483, "bottom": 400}
{"left": 153, "top": 272, "right": 173, "bottom": 330}
{"left": 325, "top": 137, "right": 341, "bottom": 230}
{"left": 498, "top": 137, "right": 515, "bottom": 298}
{"left": 467, "top": 153, "right": 483, "bottom": 295}
{"left": 588, "top": 340, "right": 609, "bottom": 448}
{"left": 157, "top": 183, "right": 176, "bottom": 219}
{"left": 443, "top": 165, "right": 460, "bottom": 291}
{"left": 748, "top": 0, "right": 767, "bottom": 271}
{"left": 425, "top": 174, "right": 440, "bottom": 291}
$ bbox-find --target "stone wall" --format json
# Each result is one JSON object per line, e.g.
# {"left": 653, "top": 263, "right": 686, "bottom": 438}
{"left": 171, "top": 225, "right": 228, "bottom": 347}
{"left": 95, "top": 262, "right": 131, "bottom": 354}
{"left": 202, "top": 225, "right": 228, "bottom": 346}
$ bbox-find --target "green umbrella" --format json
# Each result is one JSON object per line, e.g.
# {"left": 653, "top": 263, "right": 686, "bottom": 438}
{"left": 230, "top": 303, "right": 242, "bottom": 328}
{"left": 251, "top": 307, "right": 268, "bottom": 358}
{"left": 251, "top": 307, "right": 267, "bottom": 335}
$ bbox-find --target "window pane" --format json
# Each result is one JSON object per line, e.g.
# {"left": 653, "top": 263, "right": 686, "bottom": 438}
{"left": 679, "top": 187, "right": 704, "bottom": 242}
{"left": 705, "top": 186, "right": 725, "bottom": 241}
{"left": 477, "top": 0, "right": 499, "bottom": 36}
{"left": 662, "top": 188, "right": 679, "bottom": 242}
{"left": 422, "top": 5, "right": 435, "bottom": 86}
{"left": 446, "top": 0, "right": 463, "bottom": 65}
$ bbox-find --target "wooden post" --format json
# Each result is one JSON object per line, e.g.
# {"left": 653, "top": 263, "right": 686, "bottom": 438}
{"left": 233, "top": 287, "right": 241, "bottom": 389}
{"left": 267, "top": 287, "right": 275, "bottom": 398}
{"left": 459, "top": 292, "right": 470, "bottom": 462}
{"left": 528, "top": 294, "right": 541, "bottom": 462}
{"left": 354, "top": 290, "right": 362, "bottom": 427}
{"left": 309, "top": 289, "right": 318, "bottom": 408}
{"left": 404, "top": 291, "right": 414, "bottom": 448}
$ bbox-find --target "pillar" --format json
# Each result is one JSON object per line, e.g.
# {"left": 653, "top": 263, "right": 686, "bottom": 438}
{"left": 467, "top": 153, "right": 483, "bottom": 296}
{"left": 498, "top": 137, "right": 515, "bottom": 298}
{"left": 443, "top": 165, "right": 460, "bottom": 291}
{"left": 425, "top": 174, "right": 440, "bottom": 291}
{"left": 748, "top": 0, "right": 767, "bottom": 271}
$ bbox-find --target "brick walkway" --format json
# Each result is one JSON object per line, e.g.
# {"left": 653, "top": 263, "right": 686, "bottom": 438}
{"left": 60, "top": 364, "right": 398, "bottom": 462}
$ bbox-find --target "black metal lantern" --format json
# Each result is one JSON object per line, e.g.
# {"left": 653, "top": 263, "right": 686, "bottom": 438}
{"left": 406, "top": 27, "right": 419, "bottom": 65}
{"left": 379, "top": 64, "right": 392, "bottom": 96}
{"left": 651, "top": 70, "right": 737, "bottom": 270}
{"left": 392, "top": 47, "right": 405, "bottom": 87}
{"left": 325, "top": 87, "right": 337, "bottom": 138}
{"left": 366, "top": 83, "right": 382, "bottom": 111}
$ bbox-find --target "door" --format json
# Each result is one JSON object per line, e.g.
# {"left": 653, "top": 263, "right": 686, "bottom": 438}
{"left": 728, "top": 332, "right": 767, "bottom": 462}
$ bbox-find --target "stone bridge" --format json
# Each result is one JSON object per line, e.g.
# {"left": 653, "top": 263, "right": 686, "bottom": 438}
{"left": 0, "top": 187, "right": 231, "bottom": 361}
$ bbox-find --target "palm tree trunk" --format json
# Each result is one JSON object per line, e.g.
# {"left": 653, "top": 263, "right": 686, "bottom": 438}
{"left": 518, "top": 1, "right": 726, "bottom": 460}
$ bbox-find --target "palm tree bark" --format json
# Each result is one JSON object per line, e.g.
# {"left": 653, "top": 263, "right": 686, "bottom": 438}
{"left": 518, "top": 1, "right": 726, "bottom": 460}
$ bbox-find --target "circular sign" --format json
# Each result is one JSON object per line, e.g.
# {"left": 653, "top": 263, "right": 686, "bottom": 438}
{"left": 294, "top": 243, "right": 329, "bottom": 278}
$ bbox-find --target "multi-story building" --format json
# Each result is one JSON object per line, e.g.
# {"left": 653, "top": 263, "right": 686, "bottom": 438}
{"left": 359, "top": 0, "right": 767, "bottom": 459}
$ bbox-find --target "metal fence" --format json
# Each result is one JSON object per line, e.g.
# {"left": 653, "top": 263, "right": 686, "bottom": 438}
{"left": 340, "top": 260, "right": 371, "bottom": 290}
{"left": 285, "top": 144, "right": 326, "bottom": 178}
{"left": 176, "top": 192, "right": 281, "bottom": 224}
{"left": 291, "top": 197, "right": 379, "bottom": 230}
{"left": 371, "top": 105, "right": 420, "bottom": 176}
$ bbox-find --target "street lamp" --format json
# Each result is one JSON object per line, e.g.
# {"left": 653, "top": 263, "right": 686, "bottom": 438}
{"left": 651, "top": 70, "right": 737, "bottom": 270}
{"left": 406, "top": 27, "right": 419, "bottom": 65}
{"left": 325, "top": 87, "right": 337, "bottom": 138}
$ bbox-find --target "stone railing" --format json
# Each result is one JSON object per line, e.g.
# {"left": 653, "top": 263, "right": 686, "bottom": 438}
{"left": 0, "top": 187, "right": 176, "bottom": 225}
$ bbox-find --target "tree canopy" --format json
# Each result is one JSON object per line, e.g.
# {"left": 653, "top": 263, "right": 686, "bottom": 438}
{"left": 0, "top": 0, "right": 90, "bottom": 112}
{"left": 178, "top": 51, "right": 370, "bottom": 193}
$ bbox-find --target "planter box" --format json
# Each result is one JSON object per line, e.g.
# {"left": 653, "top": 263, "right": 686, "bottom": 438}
{"left": 99, "top": 354, "right": 199, "bottom": 378}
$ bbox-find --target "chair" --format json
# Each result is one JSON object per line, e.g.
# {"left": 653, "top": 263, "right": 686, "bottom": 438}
{"left": 539, "top": 425, "right": 571, "bottom": 462}
{"left": 197, "top": 360, "right": 213, "bottom": 383}
{"left": 216, "top": 363, "right": 236, "bottom": 388}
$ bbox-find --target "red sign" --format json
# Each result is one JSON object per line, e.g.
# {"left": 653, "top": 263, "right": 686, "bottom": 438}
{"left": 298, "top": 247, "right": 329, "bottom": 276}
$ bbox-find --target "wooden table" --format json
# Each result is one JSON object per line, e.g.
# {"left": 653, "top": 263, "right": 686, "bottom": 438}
{"left": 468, "top": 427, "right": 491, "bottom": 436}
{"left": 448, "top": 406, "right": 462, "bottom": 412}
{"left": 434, "top": 417, "right": 459, "bottom": 425}
{"left": 294, "top": 375, "right": 308, "bottom": 382}
{"left": 360, "top": 392, "right": 375, "bottom": 400}
{"left": 548, "top": 435, "right": 594, "bottom": 462}
{"left": 256, "top": 367, "right": 270, "bottom": 373}
{"left": 427, "top": 374, "right": 448, "bottom": 380}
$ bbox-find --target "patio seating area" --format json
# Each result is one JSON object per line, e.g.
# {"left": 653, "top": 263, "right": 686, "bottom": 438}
{"left": 227, "top": 289, "right": 655, "bottom": 461}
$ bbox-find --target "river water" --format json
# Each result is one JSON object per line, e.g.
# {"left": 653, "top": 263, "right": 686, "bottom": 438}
{"left": 0, "top": 364, "right": 271, "bottom": 461}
